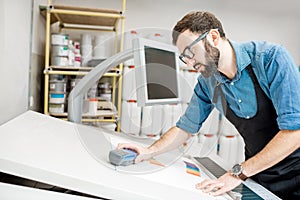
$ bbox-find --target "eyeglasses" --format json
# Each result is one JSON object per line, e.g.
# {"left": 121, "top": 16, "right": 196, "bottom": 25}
{"left": 179, "top": 31, "right": 209, "bottom": 64}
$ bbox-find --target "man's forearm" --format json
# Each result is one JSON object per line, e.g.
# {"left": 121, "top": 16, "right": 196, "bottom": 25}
{"left": 242, "top": 129, "right": 300, "bottom": 177}
{"left": 148, "top": 126, "right": 191, "bottom": 157}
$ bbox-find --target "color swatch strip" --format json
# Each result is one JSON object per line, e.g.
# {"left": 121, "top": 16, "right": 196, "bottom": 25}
{"left": 184, "top": 161, "right": 201, "bottom": 176}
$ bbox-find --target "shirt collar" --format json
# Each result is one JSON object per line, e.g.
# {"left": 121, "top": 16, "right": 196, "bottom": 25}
{"left": 214, "top": 40, "right": 251, "bottom": 83}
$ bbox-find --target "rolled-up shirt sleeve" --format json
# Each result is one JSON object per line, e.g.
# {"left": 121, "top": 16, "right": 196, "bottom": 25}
{"left": 265, "top": 45, "right": 300, "bottom": 130}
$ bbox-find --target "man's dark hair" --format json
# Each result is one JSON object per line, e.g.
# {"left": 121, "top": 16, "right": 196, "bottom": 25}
{"left": 172, "top": 11, "right": 226, "bottom": 45}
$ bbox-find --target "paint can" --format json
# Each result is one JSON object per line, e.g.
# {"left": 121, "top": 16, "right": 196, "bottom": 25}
{"left": 99, "top": 93, "right": 111, "bottom": 101}
{"left": 81, "top": 45, "right": 92, "bottom": 66}
{"left": 93, "top": 34, "right": 113, "bottom": 59}
{"left": 124, "top": 30, "right": 139, "bottom": 50}
{"left": 49, "top": 92, "right": 66, "bottom": 104}
{"left": 120, "top": 100, "right": 141, "bottom": 136}
{"left": 51, "top": 45, "right": 69, "bottom": 57}
{"left": 51, "top": 56, "right": 68, "bottom": 66}
{"left": 218, "top": 135, "right": 238, "bottom": 167}
{"left": 50, "top": 74, "right": 64, "bottom": 81}
{"left": 49, "top": 80, "right": 67, "bottom": 93}
{"left": 49, "top": 103, "right": 65, "bottom": 114}
{"left": 122, "top": 66, "right": 137, "bottom": 101}
{"left": 140, "top": 105, "right": 163, "bottom": 137}
{"left": 162, "top": 104, "right": 182, "bottom": 133}
{"left": 51, "top": 33, "right": 69, "bottom": 45}
{"left": 88, "top": 98, "right": 98, "bottom": 115}
{"left": 81, "top": 34, "right": 92, "bottom": 46}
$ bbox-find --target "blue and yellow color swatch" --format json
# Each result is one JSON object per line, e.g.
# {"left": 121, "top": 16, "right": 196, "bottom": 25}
{"left": 183, "top": 160, "right": 201, "bottom": 176}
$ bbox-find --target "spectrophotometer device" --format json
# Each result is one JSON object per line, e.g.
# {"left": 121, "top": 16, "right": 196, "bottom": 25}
{"left": 109, "top": 148, "right": 138, "bottom": 166}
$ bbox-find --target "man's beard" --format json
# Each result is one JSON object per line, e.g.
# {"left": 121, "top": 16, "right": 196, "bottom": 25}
{"left": 193, "top": 39, "right": 220, "bottom": 78}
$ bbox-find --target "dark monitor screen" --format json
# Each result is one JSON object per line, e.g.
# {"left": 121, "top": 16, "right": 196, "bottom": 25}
{"left": 133, "top": 37, "right": 181, "bottom": 106}
{"left": 144, "top": 46, "right": 179, "bottom": 100}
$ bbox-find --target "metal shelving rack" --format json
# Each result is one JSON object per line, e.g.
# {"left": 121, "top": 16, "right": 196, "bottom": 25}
{"left": 40, "top": 0, "right": 126, "bottom": 131}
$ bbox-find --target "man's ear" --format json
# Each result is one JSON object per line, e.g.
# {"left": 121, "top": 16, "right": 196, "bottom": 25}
{"left": 209, "top": 29, "right": 220, "bottom": 46}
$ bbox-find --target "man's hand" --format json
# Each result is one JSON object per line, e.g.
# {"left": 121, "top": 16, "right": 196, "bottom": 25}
{"left": 117, "top": 143, "right": 153, "bottom": 163}
{"left": 195, "top": 172, "right": 242, "bottom": 196}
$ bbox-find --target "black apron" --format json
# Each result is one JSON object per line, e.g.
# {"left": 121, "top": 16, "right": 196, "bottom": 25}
{"left": 214, "top": 65, "right": 300, "bottom": 200}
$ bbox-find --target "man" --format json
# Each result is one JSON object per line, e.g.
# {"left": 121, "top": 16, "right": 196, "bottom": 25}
{"left": 119, "top": 11, "right": 300, "bottom": 199}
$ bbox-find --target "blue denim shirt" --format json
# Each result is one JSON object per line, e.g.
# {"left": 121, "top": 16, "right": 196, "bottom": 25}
{"left": 176, "top": 40, "right": 300, "bottom": 134}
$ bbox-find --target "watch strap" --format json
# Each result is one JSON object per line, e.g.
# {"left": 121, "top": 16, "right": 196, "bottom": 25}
{"left": 238, "top": 172, "right": 248, "bottom": 181}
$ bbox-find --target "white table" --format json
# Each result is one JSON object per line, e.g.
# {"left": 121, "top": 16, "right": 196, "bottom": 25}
{"left": 0, "top": 111, "right": 230, "bottom": 200}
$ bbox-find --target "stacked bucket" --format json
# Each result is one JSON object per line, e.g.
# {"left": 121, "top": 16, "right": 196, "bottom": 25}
{"left": 50, "top": 33, "right": 81, "bottom": 67}
{"left": 81, "top": 33, "right": 114, "bottom": 66}
{"left": 49, "top": 75, "right": 67, "bottom": 114}
{"left": 51, "top": 33, "right": 69, "bottom": 66}
{"left": 80, "top": 34, "right": 93, "bottom": 66}
{"left": 49, "top": 33, "right": 69, "bottom": 114}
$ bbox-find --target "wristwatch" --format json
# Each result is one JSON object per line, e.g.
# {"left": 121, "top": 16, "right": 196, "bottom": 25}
{"left": 231, "top": 164, "right": 248, "bottom": 181}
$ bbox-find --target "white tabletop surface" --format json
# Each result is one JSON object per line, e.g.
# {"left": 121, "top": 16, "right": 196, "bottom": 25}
{"left": 0, "top": 111, "right": 231, "bottom": 200}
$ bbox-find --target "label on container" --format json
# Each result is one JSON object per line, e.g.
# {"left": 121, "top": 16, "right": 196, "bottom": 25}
{"left": 51, "top": 33, "right": 69, "bottom": 45}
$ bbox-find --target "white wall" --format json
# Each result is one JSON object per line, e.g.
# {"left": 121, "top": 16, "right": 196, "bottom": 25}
{"left": 124, "top": 0, "right": 300, "bottom": 64}
{"left": 2, "top": 0, "right": 299, "bottom": 124}
{"left": 0, "top": 0, "right": 32, "bottom": 124}
{"left": 33, "top": 0, "right": 300, "bottom": 64}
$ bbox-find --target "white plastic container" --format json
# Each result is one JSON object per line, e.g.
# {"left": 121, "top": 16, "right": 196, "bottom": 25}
{"left": 49, "top": 80, "right": 66, "bottom": 93}
{"left": 218, "top": 135, "right": 238, "bottom": 167}
{"left": 49, "top": 74, "right": 64, "bottom": 81}
{"left": 198, "top": 133, "right": 218, "bottom": 156}
{"left": 99, "top": 93, "right": 111, "bottom": 101}
{"left": 236, "top": 134, "right": 246, "bottom": 163}
{"left": 51, "top": 33, "right": 69, "bottom": 45}
{"left": 51, "top": 56, "right": 68, "bottom": 66}
{"left": 124, "top": 30, "right": 139, "bottom": 50}
{"left": 51, "top": 45, "right": 69, "bottom": 57}
{"left": 49, "top": 93, "right": 66, "bottom": 104}
{"left": 93, "top": 34, "right": 113, "bottom": 59}
{"left": 81, "top": 34, "right": 92, "bottom": 46}
{"left": 81, "top": 45, "right": 93, "bottom": 56}
{"left": 140, "top": 105, "right": 163, "bottom": 137}
{"left": 122, "top": 65, "right": 137, "bottom": 101}
{"left": 120, "top": 100, "right": 141, "bottom": 136}
{"left": 81, "top": 45, "right": 92, "bottom": 66}
{"left": 179, "top": 70, "right": 189, "bottom": 103}
{"left": 49, "top": 103, "right": 65, "bottom": 114}
{"left": 88, "top": 98, "right": 98, "bottom": 115}
{"left": 162, "top": 104, "right": 182, "bottom": 133}
{"left": 199, "top": 108, "right": 220, "bottom": 136}
{"left": 219, "top": 117, "right": 240, "bottom": 136}
{"left": 180, "top": 70, "right": 199, "bottom": 103}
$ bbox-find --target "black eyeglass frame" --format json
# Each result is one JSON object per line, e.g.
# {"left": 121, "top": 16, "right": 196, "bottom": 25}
{"left": 179, "top": 31, "right": 209, "bottom": 64}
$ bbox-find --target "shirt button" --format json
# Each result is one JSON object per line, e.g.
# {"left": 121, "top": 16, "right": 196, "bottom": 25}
{"left": 238, "top": 99, "right": 242, "bottom": 103}
{"left": 230, "top": 82, "right": 234, "bottom": 86}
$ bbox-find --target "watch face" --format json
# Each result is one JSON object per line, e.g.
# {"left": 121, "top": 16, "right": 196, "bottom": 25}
{"left": 232, "top": 164, "right": 242, "bottom": 175}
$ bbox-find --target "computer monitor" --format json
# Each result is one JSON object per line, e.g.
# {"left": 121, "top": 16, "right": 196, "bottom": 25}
{"left": 133, "top": 38, "right": 181, "bottom": 107}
